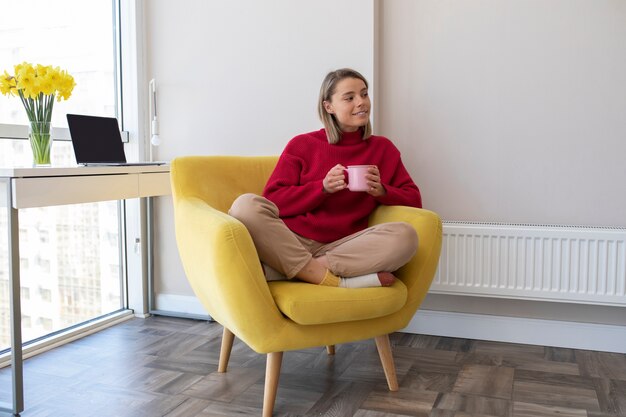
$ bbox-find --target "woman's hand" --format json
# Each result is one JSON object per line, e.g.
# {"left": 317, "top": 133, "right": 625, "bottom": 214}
{"left": 323, "top": 164, "right": 347, "bottom": 193}
{"left": 366, "top": 165, "right": 386, "bottom": 197}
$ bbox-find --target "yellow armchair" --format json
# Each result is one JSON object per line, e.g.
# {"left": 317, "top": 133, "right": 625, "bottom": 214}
{"left": 170, "top": 155, "right": 442, "bottom": 416}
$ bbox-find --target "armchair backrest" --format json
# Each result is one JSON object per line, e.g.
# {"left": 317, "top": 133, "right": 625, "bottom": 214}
{"left": 171, "top": 155, "right": 279, "bottom": 213}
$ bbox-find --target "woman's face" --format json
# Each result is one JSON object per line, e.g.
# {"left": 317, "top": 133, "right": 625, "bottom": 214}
{"left": 324, "top": 77, "right": 370, "bottom": 133}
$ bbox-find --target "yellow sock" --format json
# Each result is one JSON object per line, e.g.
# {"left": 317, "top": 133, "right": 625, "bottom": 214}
{"left": 319, "top": 269, "right": 340, "bottom": 287}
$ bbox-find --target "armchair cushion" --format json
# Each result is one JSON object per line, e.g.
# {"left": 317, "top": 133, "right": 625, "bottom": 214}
{"left": 268, "top": 280, "right": 407, "bottom": 325}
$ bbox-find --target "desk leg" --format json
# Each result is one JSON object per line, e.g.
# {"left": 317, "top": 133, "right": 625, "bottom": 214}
{"left": 0, "top": 178, "right": 24, "bottom": 416}
{"left": 146, "top": 196, "right": 154, "bottom": 313}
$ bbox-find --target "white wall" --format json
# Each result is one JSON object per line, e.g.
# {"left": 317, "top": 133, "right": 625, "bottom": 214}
{"left": 144, "top": 0, "right": 375, "bottom": 300}
{"left": 379, "top": 0, "right": 626, "bottom": 227}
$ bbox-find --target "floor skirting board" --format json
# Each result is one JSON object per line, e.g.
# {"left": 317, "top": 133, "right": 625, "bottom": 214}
{"left": 405, "top": 309, "right": 626, "bottom": 354}
{"left": 156, "top": 293, "right": 626, "bottom": 353}
{"left": 154, "top": 293, "right": 210, "bottom": 318}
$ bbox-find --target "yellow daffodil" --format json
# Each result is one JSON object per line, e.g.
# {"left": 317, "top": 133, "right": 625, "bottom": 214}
{"left": 56, "top": 70, "right": 76, "bottom": 101}
{"left": 14, "top": 62, "right": 30, "bottom": 76}
{"left": 0, "top": 71, "right": 17, "bottom": 96}
{"left": 35, "top": 64, "right": 50, "bottom": 77}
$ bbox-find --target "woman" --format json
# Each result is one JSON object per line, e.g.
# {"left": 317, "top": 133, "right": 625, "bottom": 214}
{"left": 229, "top": 68, "right": 422, "bottom": 288}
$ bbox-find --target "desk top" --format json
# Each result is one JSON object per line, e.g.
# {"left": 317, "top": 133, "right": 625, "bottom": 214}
{"left": 0, "top": 164, "right": 170, "bottom": 179}
{"left": 1, "top": 164, "right": 171, "bottom": 208}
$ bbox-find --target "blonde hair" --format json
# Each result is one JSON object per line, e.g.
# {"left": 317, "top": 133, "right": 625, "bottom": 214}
{"left": 317, "top": 68, "right": 372, "bottom": 144}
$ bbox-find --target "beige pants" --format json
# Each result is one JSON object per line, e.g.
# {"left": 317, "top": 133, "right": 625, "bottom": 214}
{"left": 228, "top": 194, "right": 418, "bottom": 278}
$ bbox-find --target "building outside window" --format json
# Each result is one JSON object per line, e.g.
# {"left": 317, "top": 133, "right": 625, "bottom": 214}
{"left": 0, "top": 0, "right": 124, "bottom": 352}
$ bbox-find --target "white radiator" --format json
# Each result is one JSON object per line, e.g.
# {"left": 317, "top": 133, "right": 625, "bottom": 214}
{"left": 432, "top": 222, "right": 626, "bottom": 306}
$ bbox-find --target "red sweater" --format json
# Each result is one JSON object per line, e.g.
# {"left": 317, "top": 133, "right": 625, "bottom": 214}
{"left": 263, "top": 129, "right": 422, "bottom": 243}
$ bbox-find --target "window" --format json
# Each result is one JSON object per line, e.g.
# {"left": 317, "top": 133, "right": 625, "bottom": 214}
{"left": 20, "top": 287, "right": 30, "bottom": 300}
{"left": 0, "top": 0, "right": 117, "bottom": 126}
{"left": 0, "top": 0, "right": 124, "bottom": 352}
{"left": 38, "top": 287, "right": 52, "bottom": 303}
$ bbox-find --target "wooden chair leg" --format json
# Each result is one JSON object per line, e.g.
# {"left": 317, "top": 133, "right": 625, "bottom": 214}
{"left": 218, "top": 327, "right": 235, "bottom": 373}
{"left": 263, "top": 351, "right": 283, "bottom": 417}
{"left": 326, "top": 345, "right": 335, "bottom": 355}
{"left": 374, "top": 334, "right": 399, "bottom": 391}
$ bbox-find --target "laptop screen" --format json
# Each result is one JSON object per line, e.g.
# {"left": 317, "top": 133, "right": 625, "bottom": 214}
{"left": 67, "top": 114, "right": 127, "bottom": 164}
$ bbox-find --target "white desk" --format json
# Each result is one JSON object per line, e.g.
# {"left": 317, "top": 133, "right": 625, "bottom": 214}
{"left": 0, "top": 165, "right": 170, "bottom": 416}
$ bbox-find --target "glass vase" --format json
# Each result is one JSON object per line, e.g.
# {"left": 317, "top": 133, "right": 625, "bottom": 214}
{"left": 29, "top": 121, "right": 52, "bottom": 166}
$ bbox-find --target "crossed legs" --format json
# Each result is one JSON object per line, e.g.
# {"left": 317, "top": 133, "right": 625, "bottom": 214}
{"left": 229, "top": 194, "right": 417, "bottom": 287}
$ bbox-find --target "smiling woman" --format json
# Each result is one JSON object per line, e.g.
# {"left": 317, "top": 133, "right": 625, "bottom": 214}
{"left": 318, "top": 68, "right": 373, "bottom": 144}
{"left": 323, "top": 77, "right": 371, "bottom": 133}
{"left": 228, "top": 68, "right": 423, "bottom": 294}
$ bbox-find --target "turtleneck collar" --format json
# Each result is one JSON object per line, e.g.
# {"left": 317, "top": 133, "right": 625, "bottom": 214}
{"left": 337, "top": 128, "right": 364, "bottom": 146}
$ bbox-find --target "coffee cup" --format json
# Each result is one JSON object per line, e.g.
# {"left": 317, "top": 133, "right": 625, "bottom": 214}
{"left": 345, "top": 165, "right": 371, "bottom": 192}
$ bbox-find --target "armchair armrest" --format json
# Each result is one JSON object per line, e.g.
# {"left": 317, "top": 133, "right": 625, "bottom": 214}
{"left": 174, "top": 197, "right": 287, "bottom": 346}
{"left": 369, "top": 206, "right": 442, "bottom": 314}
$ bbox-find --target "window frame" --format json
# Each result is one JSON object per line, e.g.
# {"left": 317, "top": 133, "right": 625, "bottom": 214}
{"left": 0, "top": 0, "right": 147, "bottom": 362}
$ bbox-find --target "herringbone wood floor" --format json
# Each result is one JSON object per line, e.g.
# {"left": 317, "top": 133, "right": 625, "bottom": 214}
{"left": 1, "top": 316, "right": 625, "bottom": 416}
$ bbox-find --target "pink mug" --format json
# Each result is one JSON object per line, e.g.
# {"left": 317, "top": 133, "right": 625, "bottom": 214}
{"left": 344, "top": 165, "right": 371, "bottom": 192}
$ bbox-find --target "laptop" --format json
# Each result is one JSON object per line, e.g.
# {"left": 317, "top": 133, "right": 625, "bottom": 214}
{"left": 67, "top": 114, "right": 165, "bottom": 166}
